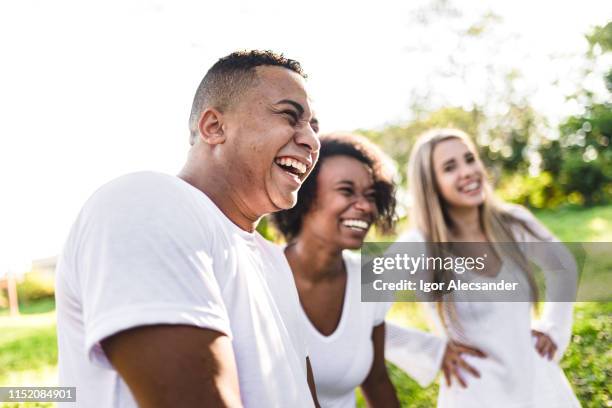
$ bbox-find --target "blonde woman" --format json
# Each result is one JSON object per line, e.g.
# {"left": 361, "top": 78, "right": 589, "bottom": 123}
{"left": 390, "top": 128, "right": 580, "bottom": 407}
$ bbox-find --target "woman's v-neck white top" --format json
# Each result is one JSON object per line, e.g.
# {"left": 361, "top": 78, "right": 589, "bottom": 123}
{"left": 298, "top": 251, "right": 391, "bottom": 408}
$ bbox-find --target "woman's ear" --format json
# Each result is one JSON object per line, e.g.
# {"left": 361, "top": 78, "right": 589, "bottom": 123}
{"left": 195, "top": 108, "right": 226, "bottom": 145}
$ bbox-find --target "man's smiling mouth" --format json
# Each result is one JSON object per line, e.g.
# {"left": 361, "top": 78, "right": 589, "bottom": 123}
{"left": 274, "top": 156, "right": 308, "bottom": 176}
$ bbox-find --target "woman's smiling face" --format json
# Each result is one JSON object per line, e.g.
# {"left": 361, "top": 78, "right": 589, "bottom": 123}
{"left": 301, "top": 155, "right": 379, "bottom": 250}
{"left": 432, "top": 137, "right": 486, "bottom": 209}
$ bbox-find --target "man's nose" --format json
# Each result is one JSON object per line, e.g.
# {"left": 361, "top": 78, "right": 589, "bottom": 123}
{"left": 295, "top": 124, "right": 320, "bottom": 154}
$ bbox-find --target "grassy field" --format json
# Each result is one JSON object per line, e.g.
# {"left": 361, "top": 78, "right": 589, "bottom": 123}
{"left": 0, "top": 300, "right": 56, "bottom": 408}
{"left": 1, "top": 206, "right": 610, "bottom": 407}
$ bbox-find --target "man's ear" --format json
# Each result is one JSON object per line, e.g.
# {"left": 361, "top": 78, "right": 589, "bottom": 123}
{"left": 196, "top": 108, "right": 226, "bottom": 145}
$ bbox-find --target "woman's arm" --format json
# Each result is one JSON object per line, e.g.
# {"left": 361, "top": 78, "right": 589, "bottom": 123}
{"left": 361, "top": 323, "right": 400, "bottom": 408}
{"left": 385, "top": 321, "right": 485, "bottom": 388}
{"left": 509, "top": 205, "right": 577, "bottom": 360}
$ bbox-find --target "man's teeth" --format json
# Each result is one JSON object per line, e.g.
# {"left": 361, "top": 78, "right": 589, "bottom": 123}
{"left": 462, "top": 181, "right": 480, "bottom": 192}
{"left": 275, "top": 157, "right": 307, "bottom": 175}
{"left": 342, "top": 219, "right": 369, "bottom": 230}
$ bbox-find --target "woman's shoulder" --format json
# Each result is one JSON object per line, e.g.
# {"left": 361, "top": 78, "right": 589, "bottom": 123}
{"left": 342, "top": 250, "right": 361, "bottom": 272}
{"left": 342, "top": 250, "right": 392, "bottom": 324}
{"left": 500, "top": 203, "right": 555, "bottom": 242}
{"left": 502, "top": 203, "right": 536, "bottom": 222}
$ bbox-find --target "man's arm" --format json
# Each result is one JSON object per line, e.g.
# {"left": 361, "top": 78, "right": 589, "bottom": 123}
{"left": 102, "top": 325, "right": 243, "bottom": 408}
{"left": 361, "top": 323, "right": 400, "bottom": 408}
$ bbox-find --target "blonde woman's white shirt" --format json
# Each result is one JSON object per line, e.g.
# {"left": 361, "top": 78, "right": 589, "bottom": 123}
{"left": 387, "top": 206, "right": 580, "bottom": 408}
{"left": 55, "top": 172, "right": 314, "bottom": 408}
{"left": 298, "top": 251, "right": 391, "bottom": 408}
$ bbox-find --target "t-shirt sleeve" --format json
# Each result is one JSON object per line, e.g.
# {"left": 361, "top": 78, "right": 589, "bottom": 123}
{"left": 75, "top": 174, "right": 232, "bottom": 369}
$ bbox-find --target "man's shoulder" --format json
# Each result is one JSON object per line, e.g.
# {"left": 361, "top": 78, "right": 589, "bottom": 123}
{"left": 73, "top": 171, "right": 220, "bottom": 243}
{"left": 91, "top": 171, "right": 186, "bottom": 200}
{"left": 84, "top": 171, "right": 210, "bottom": 215}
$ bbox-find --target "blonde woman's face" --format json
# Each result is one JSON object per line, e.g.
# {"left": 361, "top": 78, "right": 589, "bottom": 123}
{"left": 432, "top": 138, "right": 486, "bottom": 209}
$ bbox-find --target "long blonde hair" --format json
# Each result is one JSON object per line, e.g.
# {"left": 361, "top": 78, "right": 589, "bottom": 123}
{"left": 408, "top": 128, "right": 539, "bottom": 328}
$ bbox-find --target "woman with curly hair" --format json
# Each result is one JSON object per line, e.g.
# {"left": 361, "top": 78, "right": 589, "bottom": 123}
{"left": 272, "top": 132, "right": 401, "bottom": 407}
{"left": 272, "top": 133, "right": 482, "bottom": 407}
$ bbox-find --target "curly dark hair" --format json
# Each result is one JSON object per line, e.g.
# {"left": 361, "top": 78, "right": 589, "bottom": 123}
{"left": 189, "top": 50, "right": 306, "bottom": 144}
{"left": 272, "top": 133, "right": 397, "bottom": 241}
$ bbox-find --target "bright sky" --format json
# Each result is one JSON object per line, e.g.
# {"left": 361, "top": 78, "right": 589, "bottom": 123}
{"left": 0, "top": 0, "right": 610, "bottom": 273}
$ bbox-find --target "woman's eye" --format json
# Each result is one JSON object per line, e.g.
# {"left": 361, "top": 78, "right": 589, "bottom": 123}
{"left": 443, "top": 165, "right": 455, "bottom": 172}
{"left": 466, "top": 155, "right": 475, "bottom": 163}
{"left": 366, "top": 193, "right": 377, "bottom": 202}
{"left": 339, "top": 188, "right": 353, "bottom": 196}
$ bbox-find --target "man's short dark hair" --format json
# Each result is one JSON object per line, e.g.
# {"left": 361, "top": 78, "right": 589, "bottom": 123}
{"left": 272, "top": 133, "right": 398, "bottom": 241}
{"left": 188, "top": 50, "right": 306, "bottom": 144}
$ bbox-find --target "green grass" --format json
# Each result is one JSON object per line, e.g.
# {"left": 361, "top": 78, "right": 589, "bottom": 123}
{"left": 1, "top": 206, "right": 611, "bottom": 408}
{"left": 562, "top": 302, "right": 612, "bottom": 407}
{"left": 534, "top": 205, "right": 612, "bottom": 242}
{"left": 0, "top": 300, "right": 57, "bottom": 408}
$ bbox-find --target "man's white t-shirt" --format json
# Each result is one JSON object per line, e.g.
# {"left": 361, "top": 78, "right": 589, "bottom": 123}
{"left": 301, "top": 251, "right": 391, "bottom": 408}
{"left": 55, "top": 172, "right": 314, "bottom": 408}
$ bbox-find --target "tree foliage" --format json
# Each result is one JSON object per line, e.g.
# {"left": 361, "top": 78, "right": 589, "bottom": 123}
{"left": 538, "top": 22, "right": 612, "bottom": 206}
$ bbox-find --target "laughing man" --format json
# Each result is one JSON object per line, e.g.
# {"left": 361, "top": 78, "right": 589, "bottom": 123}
{"left": 56, "top": 50, "right": 320, "bottom": 407}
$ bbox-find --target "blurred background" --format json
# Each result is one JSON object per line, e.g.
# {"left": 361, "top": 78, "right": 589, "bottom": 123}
{"left": 1, "top": 0, "right": 610, "bottom": 407}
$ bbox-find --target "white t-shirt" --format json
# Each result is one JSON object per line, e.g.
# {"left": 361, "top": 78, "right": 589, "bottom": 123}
{"left": 300, "top": 251, "right": 391, "bottom": 408}
{"left": 55, "top": 172, "right": 314, "bottom": 408}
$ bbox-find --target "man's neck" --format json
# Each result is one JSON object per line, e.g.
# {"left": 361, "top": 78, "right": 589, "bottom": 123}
{"left": 178, "top": 160, "right": 261, "bottom": 233}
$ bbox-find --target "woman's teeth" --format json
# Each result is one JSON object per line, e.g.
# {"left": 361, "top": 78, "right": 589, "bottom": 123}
{"left": 342, "top": 219, "right": 369, "bottom": 230}
{"left": 461, "top": 181, "right": 480, "bottom": 193}
{"left": 275, "top": 157, "right": 307, "bottom": 175}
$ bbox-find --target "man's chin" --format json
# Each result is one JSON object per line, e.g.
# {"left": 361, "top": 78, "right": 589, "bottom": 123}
{"left": 271, "top": 190, "right": 298, "bottom": 211}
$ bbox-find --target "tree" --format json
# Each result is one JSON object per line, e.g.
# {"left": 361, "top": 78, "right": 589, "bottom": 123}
{"left": 541, "top": 22, "right": 612, "bottom": 206}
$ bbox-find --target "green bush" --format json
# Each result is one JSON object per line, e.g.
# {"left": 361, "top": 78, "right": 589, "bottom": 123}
{"left": 496, "top": 171, "right": 565, "bottom": 209}
{"left": 16, "top": 273, "right": 55, "bottom": 304}
{"left": 561, "top": 302, "right": 612, "bottom": 407}
{"left": 0, "top": 289, "right": 7, "bottom": 308}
